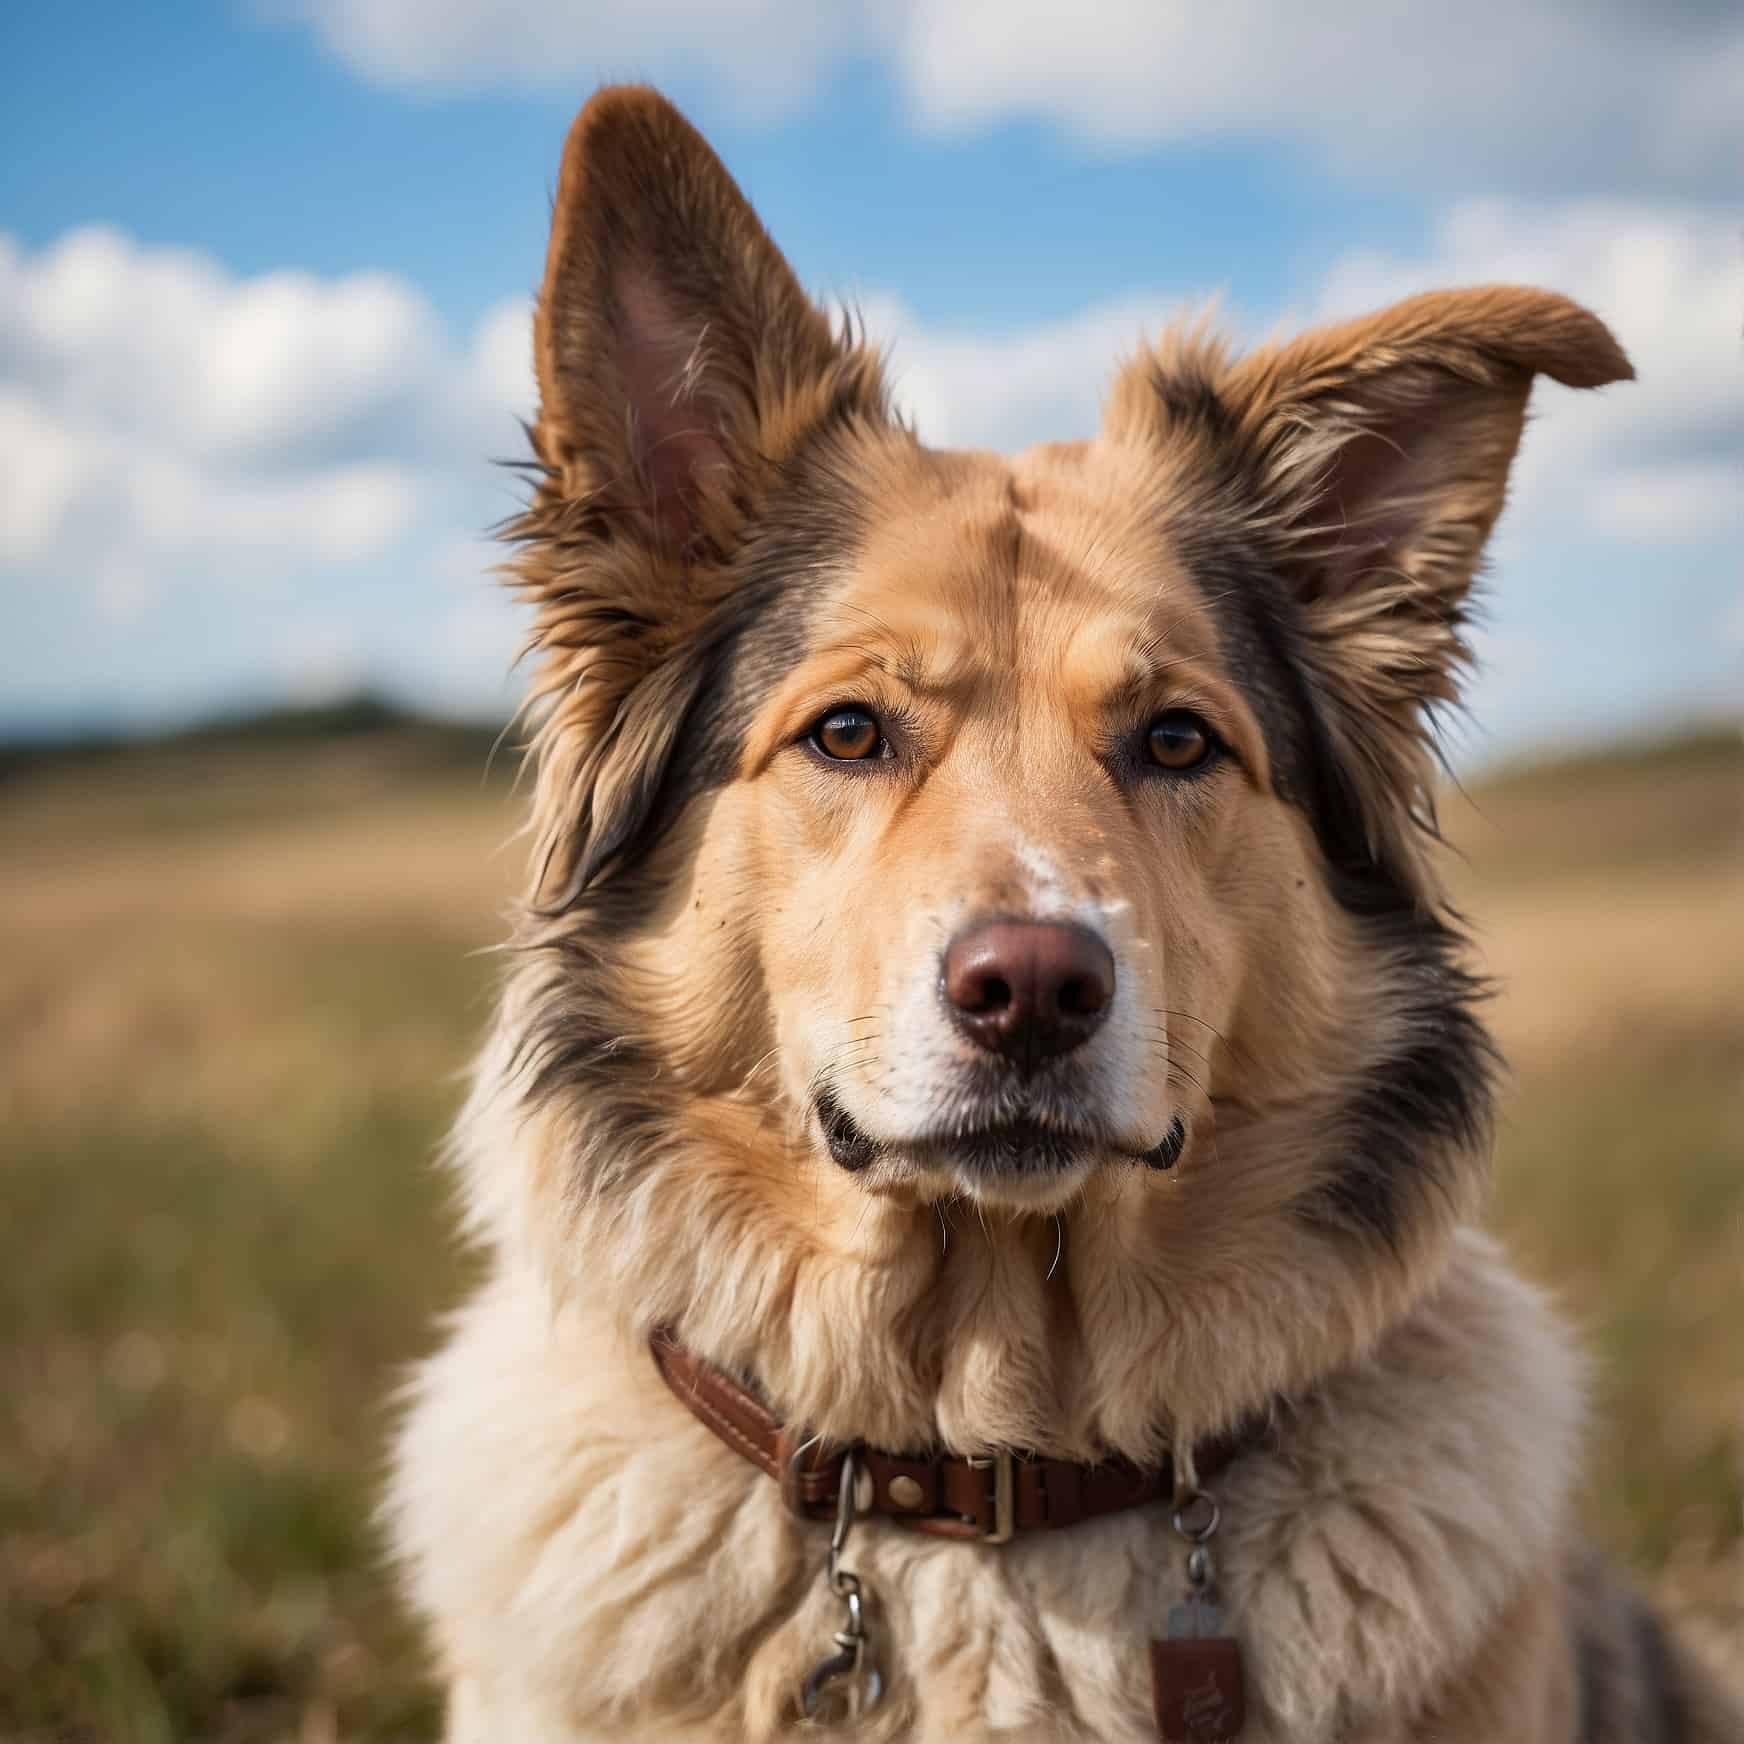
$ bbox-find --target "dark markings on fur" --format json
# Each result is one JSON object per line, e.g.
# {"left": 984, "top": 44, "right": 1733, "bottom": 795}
{"left": 1150, "top": 363, "right": 1235, "bottom": 446}
{"left": 1171, "top": 516, "right": 1323, "bottom": 829}
{"left": 1631, "top": 1595, "right": 1688, "bottom": 1744}
{"left": 1165, "top": 446, "right": 1496, "bottom": 1250}
{"left": 1306, "top": 927, "right": 1496, "bottom": 1249}
{"left": 557, "top": 416, "right": 879, "bottom": 898}
{"left": 1573, "top": 1607, "right": 1605, "bottom": 1744}
{"left": 1564, "top": 1550, "right": 1737, "bottom": 1744}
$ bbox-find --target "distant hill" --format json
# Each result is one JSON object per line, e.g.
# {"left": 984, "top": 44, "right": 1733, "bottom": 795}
{"left": 0, "top": 695, "right": 512, "bottom": 784}
{"left": 1472, "top": 720, "right": 1741, "bottom": 794}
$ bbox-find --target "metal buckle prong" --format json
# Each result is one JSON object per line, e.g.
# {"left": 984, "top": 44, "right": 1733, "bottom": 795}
{"left": 968, "top": 1451, "right": 1015, "bottom": 1544}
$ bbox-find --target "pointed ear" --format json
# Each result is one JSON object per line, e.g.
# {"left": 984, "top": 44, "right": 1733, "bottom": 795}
{"left": 1222, "top": 287, "right": 1632, "bottom": 641}
{"left": 532, "top": 83, "right": 886, "bottom": 556}
{"left": 1234, "top": 288, "right": 1628, "bottom": 805}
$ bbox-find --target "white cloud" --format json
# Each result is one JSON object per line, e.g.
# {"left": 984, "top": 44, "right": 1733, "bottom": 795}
{"left": 1313, "top": 198, "right": 1743, "bottom": 540}
{"left": 861, "top": 290, "right": 1181, "bottom": 452}
{"left": 196, "top": 269, "right": 439, "bottom": 458}
{"left": 1594, "top": 464, "right": 1741, "bottom": 543}
{"left": 898, "top": 0, "right": 1742, "bottom": 193}
{"left": 0, "top": 226, "right": 532, "bottom": 588}
{"left": 279, "top": 0, "right": 1744, "bottom": 196}
{"left": 275, "top": 0, "right": 885, "bottom": 120}
{"left": 0, "top": 387, "right": 82, "bottom": 563}
{"left": 464, "top": 299, "right": 536, "bottom": 441}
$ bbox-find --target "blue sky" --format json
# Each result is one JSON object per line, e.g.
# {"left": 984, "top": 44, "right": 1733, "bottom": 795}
{"left": 3, "top": 1, "right": 1739, "bottom": 761}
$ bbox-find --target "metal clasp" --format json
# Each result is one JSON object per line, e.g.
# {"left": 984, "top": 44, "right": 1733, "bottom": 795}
{"left": 967, "top": 1451, "right": 1015, "bottom": 1544}
{"left": 1171, "top": 1484, "right": 1222, "bottom": 1591}
{"left": 801, "top": 1452, "right": 883, "bottom": 1722}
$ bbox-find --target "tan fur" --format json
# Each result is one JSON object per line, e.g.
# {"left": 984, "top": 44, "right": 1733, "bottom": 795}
{"left": 388, "top": 86, "right": 1738, "bottom": 1743}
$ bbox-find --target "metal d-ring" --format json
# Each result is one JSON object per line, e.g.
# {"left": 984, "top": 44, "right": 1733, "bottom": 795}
{"left": 801, "top": 1452, "right": 884, "bottom": 1721}
{"left": 1170, "top": 1480, "right": 1222, "bottom": 1594}
{"left": 1171, "top": 1489, "right": 1221, "bottom": 1545}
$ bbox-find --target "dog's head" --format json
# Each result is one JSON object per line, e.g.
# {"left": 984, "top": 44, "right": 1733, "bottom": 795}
{"left": 486, "top": 87, "right": 1629, "bottom": 1446}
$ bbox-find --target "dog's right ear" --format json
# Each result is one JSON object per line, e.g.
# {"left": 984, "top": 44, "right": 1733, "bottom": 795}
{"left": 532, "top": 84, "right": 886, "bottom": 558}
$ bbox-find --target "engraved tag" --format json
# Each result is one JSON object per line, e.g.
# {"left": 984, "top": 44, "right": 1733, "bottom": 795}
{"left": 1150, "top": 1634, "right": 1246, "bottom": 1742}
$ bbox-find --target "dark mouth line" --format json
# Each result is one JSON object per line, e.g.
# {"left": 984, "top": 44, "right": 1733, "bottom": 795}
{"left": 815, "top": 1087, "right": 880, "bottom": 1171}
{"left": 814, "top": 1090, "right": 1186, "bottom": 1177}
{"left": 1139, "top": 1115, "right": 1188, "bottom": 1171}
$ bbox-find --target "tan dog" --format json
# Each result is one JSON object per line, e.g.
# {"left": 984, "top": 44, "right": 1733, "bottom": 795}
{"left": 388, "top": 85, "right": 1741, "bottom": 1742}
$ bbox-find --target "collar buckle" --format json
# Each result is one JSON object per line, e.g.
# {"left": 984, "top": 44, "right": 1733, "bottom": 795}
{"left": 968, "top": 1451, "right": 1015, "bottom": 1544}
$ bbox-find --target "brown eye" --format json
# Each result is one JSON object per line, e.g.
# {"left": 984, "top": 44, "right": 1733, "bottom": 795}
{"left": 810, "top": 707, "right": 882, "bottom": 761}
{"left": 1146, "top": 710, "right": 1216, "bottom": 772}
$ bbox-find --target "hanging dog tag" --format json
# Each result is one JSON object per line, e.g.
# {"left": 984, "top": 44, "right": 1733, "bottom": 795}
{"left": 1151, "top": 1596, "right": 1245, "bottom": 1742}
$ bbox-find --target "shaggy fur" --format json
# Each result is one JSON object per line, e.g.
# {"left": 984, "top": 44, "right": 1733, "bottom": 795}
{"left": 388, "top": 85, "right": 1741, "bottom": 1742}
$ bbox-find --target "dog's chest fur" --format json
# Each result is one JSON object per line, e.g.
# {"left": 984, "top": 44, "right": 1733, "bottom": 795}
{"left": 390, "top": 1231, "right": 1582, "bottom": 1742}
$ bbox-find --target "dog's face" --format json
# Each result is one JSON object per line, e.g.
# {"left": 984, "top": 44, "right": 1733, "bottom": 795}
{"left": 664, "top": 438, "right": 1334, "bottom": 1210}
{"left": 495, "top": 87, "right": 1629, "bottom": 1436}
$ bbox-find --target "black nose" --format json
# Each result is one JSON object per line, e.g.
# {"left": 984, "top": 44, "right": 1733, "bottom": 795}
{"left": 941, "top": 920, "right": 1116, "bottom": 1068}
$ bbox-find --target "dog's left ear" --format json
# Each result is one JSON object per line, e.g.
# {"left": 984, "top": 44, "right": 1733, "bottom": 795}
{"left": 1216, "top": 287, "right": 1631, "bottom": 704}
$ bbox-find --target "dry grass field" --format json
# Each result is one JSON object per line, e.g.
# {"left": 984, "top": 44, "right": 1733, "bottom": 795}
{"left": 2, "top": 719, "right": 1739, "bottom": 1740}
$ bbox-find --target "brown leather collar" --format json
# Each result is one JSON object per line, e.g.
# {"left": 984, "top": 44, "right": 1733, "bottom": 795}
{"left": 650, "top": 1329, "right": 1255, "bottom": 1544}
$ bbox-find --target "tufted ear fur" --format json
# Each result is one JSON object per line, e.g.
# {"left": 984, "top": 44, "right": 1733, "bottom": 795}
{"left": 1109, "top": 287, "right": 1632, "bottom": 889}
{"left": 506, "top": 86, "right": 890, "bottom": 904}
{"left": 1224, "top": 286, "right": 1631, "bottom": 661}
{"left": 531, "top": 84, "right": 886, "bottom": 555}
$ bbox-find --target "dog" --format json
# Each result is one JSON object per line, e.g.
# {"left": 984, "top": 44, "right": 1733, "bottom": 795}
{"left": 387, "top": 84, "right": 1741, "bottom": 1742}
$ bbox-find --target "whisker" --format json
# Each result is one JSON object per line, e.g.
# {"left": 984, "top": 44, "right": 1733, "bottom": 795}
{"left": 1166, "top": 1059, "right": 1210, "bottom": 1100}
{"left": 1151, "top": 1008, "right": 1256, "bottom": 1068}
{"left": 737, "top": 1043, "right": 785, "bottom": 1088}
{"left": 849, "top": 1193, "right": 875, "bottom": 1243}
{"left": 1154, "top": 1031, "right": 1214, "bottom": 1069}
{"left": 1149, "top": 1008, "right": 1231, "bottom": 1041}
{"left": 1140, "top": 1024, "right": 1213, "bottom": 1070}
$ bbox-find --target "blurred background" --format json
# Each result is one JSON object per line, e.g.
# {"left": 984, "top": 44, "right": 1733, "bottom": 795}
{"left": 2, "top": 3, "right": 1740, "bottom": 1739}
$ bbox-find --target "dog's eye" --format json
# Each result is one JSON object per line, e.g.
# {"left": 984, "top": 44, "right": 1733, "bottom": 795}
{"left": 1146, "top": 710, "right": 1216, "bottom": 772}
{"left": 810, "top": 707, "right": 883, "bottom": 762}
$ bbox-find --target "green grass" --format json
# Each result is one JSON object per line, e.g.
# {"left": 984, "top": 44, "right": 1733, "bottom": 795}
{"left": 0, "top": 741, "right": 506, "bottom": 1740}
{"left": 0, "top": 967, "right": 484, "bottom": 1742}
{"left": 1494, "top": 1033, "right": 1743, "bottom": 1567}
{"left": 0, "top": 724, "right": 1738, "bottom": 1738}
